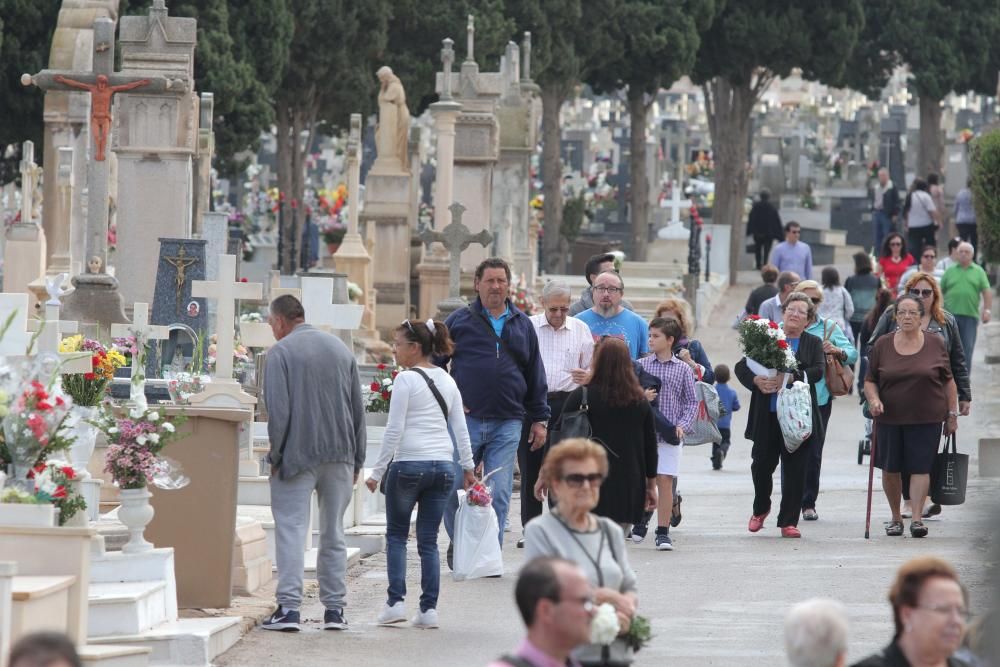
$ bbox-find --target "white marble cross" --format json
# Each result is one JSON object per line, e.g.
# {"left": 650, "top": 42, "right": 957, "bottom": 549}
{"left": 0, "top": 293, "right": 37, "bottom": 358}
{"left": 25, "top": 302, "right": 91, "bottom": 373}
{"left": 664, "top": 180, "right": 692, "bottom": 225}
{"left": 188, "top": 254, "right": 262, "bottom": 407}
{"left": 301, "top": 277, "right": 363, "bottom": 332}
{"left": 111, "top": 302, "right": 169, "bottom": 386}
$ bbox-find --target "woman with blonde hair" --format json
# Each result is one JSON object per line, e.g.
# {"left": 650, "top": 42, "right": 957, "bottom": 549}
{"left": 866, "top": 271, "right": 970, "bottom": 520}
{"left": 525, "top": 438, "right": 641, "bottom": 666}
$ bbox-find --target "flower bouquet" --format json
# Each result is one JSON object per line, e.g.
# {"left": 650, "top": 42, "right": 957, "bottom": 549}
{"left": 1, "top": 375, "right": 74, "bottom": 492}
{"left": 28, "top": 461, "right": 86, "bottom": 525}
{"left": 365, "top": 364, "right": 400, "bottom": 413}
{"left": 95, "top": 405, "right": 187, "bottom": 490}
{"left": 737, "top": 315, "right": 798, "bottom": 377}
{"left": 467, "top": 466, "right": 503, "bottom": 506}
{"left": 60, "top": 336, "right": 127, "bottom": 406}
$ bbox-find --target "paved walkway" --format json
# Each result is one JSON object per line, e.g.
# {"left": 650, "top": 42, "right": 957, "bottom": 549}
{"left": 218, "top": 273, "right": 998, "bottom": 666}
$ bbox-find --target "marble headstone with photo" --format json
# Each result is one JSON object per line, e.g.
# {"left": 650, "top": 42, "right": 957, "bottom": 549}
{"left": 150, "top": 238, "right": 208, "bottom": 375}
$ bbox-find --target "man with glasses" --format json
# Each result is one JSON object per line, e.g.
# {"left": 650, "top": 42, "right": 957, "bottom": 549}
{"left": 574, "top": 271, "right": 649, "bottom": 359}
{"left": 519, "top": 281, "right": 595, "bottom": 546}
{"left": 898, "top": 244, "right": 944, "bottom": 294}
{"left": 568, "top": 252, "right": 634, "bottom": 316}
{"left": 770, "top": 221, "right": 813, "bottom": 280}
{"left": 439, "top": 258, "right": 549, "bottom": 562}
{"left": 941, "top": 242, "right": 992, "bottom": 373}
{"left": 488, "top": 558, "right": 594, "bottom": 667}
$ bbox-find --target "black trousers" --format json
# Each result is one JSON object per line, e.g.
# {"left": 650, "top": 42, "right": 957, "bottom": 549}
{"left": 751, "top": 411, "right": 809, "bottom": 528}
{"left": 801, "top": 401, "right": 833, "bottom": 510}
{"left": 753, "top": 235, "right": 773, "bottom": 270}
{"left": 957, "top": 223, "right": 977, "bottom": 259}
{"left": 907, "top": 225, "right": 936, "bottom": 255}
{"left": 517, "top": 392, "right": 570, "bottom": 528}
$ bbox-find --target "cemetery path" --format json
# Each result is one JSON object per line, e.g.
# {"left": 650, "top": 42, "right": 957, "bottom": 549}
{"left": 217, "top": 272, "right": 998, "bottom": 667}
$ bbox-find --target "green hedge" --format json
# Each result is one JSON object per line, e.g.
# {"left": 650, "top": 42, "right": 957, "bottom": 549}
{"left": 970, "top": 130, "right": 1000, "bottom": 264}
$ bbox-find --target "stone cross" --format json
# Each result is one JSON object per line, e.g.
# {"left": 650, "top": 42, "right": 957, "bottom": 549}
{"left": 19, "top": 141, "right": 40, "bottom": 224}
{"left": 111, "top": 302, "right": 169, "bottom": 392}
{"left": 665, "top": 180, "right": 692, "bottom": 225}
{"left": 440, "top": 39, "right": 455, "bottom": 101}
{"left": 301, "top": 277, "right": 363, "bottom": 332}
{"left": 419, "top": 202, "right": 493, "bottom": 299}
{"left": 24, "top": 282, "right": 92, "bottom": 373}
{"left": 466, "top": 15, "right": 475, "bottom": 63}
{"left": 191, "top": 255, "right": 262, "bottom": 382}
{"left": 22, "top": 17, "right": 185, "bottom": 274}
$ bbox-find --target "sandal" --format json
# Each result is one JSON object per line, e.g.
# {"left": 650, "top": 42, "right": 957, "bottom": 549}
{"left": 885, "top": 521, "right": 904, "bottom": 537}
{"left": 910, "top": 520, "right": 928, "bottom": 538}
{"left": 670, "top": 495, "right": 683, "bottom": 527}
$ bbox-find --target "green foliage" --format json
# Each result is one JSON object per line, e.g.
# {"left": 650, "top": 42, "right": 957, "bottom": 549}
{"left": 970, "top": 130, "right": 1000, "bottom": 264}
{"left": 561, "top": 193, "right": 586, "bottom": 243}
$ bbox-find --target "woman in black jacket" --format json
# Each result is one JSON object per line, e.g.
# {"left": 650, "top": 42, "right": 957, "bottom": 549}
{"left": 736, "top": 292, "right": 825, "bottom": 539}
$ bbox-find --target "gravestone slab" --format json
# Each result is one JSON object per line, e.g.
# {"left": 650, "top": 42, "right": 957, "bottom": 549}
{"left": 151, "top": 237, "right": 208, "bottom": 336}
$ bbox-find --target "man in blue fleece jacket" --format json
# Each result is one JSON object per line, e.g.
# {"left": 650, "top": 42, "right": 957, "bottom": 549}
{"left": 439, "top": 258, "right": 550, "bottom": 555}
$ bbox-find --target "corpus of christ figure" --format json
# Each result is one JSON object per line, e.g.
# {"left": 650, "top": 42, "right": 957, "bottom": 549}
{"left": 53, "top": 74, "right": 150, "bottom": 161}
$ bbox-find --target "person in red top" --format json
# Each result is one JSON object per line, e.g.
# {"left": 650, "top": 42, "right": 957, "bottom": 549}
{"left": 875, "top": 232, "right": 915, "bottom": 291}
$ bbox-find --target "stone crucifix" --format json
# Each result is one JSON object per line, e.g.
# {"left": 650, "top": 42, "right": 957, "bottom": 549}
{"left": 419, "top": 202, "right": 492, "bottom": 300}
{"left": 111, "top": 302, "right": 169, "bottom": 408}
{"left": 21, "top": 17, "right": 187, "bottom": 276}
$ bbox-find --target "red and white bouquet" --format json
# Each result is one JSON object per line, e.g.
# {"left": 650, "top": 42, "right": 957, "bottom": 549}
{"left": 29, "top": 461, "right": 87, "bottom": 525}
{"left": 2, "top": 376, "right": 74, "bottom": 490}
{"left": 366, "top": 363, "right": 400, "bottom": 413}
{"left": 738, "top": 315, "right": 798, "bottom": 375}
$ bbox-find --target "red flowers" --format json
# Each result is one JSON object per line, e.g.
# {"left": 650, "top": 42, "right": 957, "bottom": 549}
{"left": 768, "top": 321, "right": 779, "bottom": 329}
{"left": 61, "top": 466, "right": 76, "bottom": 479}
{"left": 777, "top": 340, "right": 789, "bottom": 350}
{"left": 380, "top": 390, "right": 390, "bottom": 400}
{"left": 85, "top": 373, "right": 96, "bottom": 381}
{"left": 391, "top": 370, "right": 399, "bottom": 379}
{"left": 747, "top": 315, "right": 761, "bottom": 321}
{"left": 370, "top": 381, "right": 380, "bottom": 392}
{"left": 377, "top": 363, "right": 387, "bottom": 370}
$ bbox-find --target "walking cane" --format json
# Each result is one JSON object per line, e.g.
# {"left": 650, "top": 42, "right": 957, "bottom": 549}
{"left": 864, "top": 419, "right": 877, "bottom": 539}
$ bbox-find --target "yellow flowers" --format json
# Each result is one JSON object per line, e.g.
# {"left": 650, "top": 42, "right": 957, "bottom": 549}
{"left": 59, "top": 335, "right": 84, "bottom": 353}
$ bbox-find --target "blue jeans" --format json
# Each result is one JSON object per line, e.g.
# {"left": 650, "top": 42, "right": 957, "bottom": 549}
{"left": 384, "top": 460, "right": 455, "bottom": 612}
{"left": 954, "top": 314, "right": 979, "bottom": 375}
{"left": 873, "top": 210, "right": 894, "bottom": 253}
{"left": 443, "top": 417, "right": 522, "bottom": 546}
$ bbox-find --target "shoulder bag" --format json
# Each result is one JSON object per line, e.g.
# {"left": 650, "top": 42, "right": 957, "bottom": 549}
{"left": 550, "top": 386, "right": 592, "bottom": 447}
{"left": 931, "top": 433, "right": 968, "bottom": 505}
{"left": 822, "top": 321, "right": 854, "bottom": 398}
{"left": 380, "top": 368, "right": 449, "bottom": 494}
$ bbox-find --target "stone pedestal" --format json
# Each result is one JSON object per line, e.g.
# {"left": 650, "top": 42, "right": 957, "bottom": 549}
{"left": 417, "top": 257, "right": 450, "bottom": 320}
{"left": 60, "top": 274, "right": 128, "bottom": 340}
{"left": 3, "top": 223, "right": 47, "bottom": 311}
{"left": 364, "top": 173, "right": 412, "bottom": 332}
{"left": 145, "top": 405, "right": 249, "bottom": 609}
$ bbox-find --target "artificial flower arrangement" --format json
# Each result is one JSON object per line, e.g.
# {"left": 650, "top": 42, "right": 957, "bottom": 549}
{"left": 510, "top": 277, "right": 535, "bottom": 315}
{"left": 318, "top": 215, "right": 347, "bottom": 246}
{"left": 28, "top": 461, "right": 86, "bottom": 525}
{"left": 94, "top": 405, "right": 187, "bottom": 490}
{"left": 365, "top": 363, "right": 400, "bottom": 413}
{"left": 1, "top": 377, "right": 75, "bottom": 481}
{"left": 60, "top": 335, "right": 127, "bottom": 406}
{"left": 737, "top": 315, "right": 799, "bottom": 376}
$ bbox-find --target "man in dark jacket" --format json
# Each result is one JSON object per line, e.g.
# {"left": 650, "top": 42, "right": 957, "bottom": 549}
{"left": 747, "top": 190, "right": 784, "bottom": 270}
{"left": 440, "top": 258, "right": 550, "bottom": 553}
{"left": 872, "top": 167, "right": 901, "bottom": 254}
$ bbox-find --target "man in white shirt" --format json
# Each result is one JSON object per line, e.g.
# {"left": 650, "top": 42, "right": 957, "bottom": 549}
{"left": 518, "top": 281, "right": 595, "bottom": 547}
{"left": 759, "top": 271, "right": 800, "bottom": 325}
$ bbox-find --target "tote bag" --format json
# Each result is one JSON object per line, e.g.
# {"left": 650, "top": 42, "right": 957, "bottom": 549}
{"left": 931, "top": 433, "right": 968, "bottom": 505}
{"left": 683, "top": 381, "right": 723, "bottom": 446}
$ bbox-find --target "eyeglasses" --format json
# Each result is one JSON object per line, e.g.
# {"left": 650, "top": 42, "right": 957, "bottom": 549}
{"left": 922, "top": 254, "right": 937, "bottom": 260}
{"left": 560, "top": 473, "right": 606, "bottom": 487}
{"left": 593, "top": 286, "right": 622, "bottom": 294}
{"left": 916, "top": 604, "right": 970, "bottom": 622}
{"left": 909, "top": 288, "right": 934, "bottom": 298}
{"left": 785, "top": 308, "right": 809, "bottom": 317}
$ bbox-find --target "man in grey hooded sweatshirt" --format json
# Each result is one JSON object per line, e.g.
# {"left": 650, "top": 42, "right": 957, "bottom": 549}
{"left": 262, "top": 294, "right": 366, "bottom": 632}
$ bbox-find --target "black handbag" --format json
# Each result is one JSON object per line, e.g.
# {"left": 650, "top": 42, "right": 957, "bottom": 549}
{"left": 549, "top": 386, "right": 591, "bottom": 447}
{"left": 931, "top": 433, "right": 968, "bottom": 506}
{"left": 380, "top": 367, "right": 449, "bottom": 494}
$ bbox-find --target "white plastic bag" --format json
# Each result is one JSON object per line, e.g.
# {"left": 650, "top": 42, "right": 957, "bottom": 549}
{"left": 452, "top": 489, "right": 504, "bottom": 581}
{"left": 776, "top": 373, "right": 812, "bottom": 453}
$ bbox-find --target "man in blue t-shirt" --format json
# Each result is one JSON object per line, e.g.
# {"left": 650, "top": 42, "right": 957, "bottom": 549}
{"left": 574, "top": 271, "right": 649, "bottom": 359}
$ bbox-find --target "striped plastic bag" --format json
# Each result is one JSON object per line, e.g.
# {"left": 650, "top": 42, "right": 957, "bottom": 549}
{"left": 776, "top": 373, "right": 812, "bottom": 453}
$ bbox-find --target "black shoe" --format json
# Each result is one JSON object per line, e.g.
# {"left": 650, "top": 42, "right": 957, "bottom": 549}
{"left": 516, "top": 537, "right": 525, "bottom": 549}
{"left": 910, "top": 520, "right": 928, "bottom": 538}
{"left": 323, "top": 608, "right": 348, "bottom": 630}
{"left": 446, "top": 541, "right": 454, "bottom": 571}
{"left": 670, "top": 495, "right": 683, "bottom": 528}
{"left": 654, "top": 529, "right": 674, "bottom": 551}
{"left": 711, "top": 446, "right": 723, "bottom": 470}
{"left": 263, "top": 605, "right": 300, "bottom": 632}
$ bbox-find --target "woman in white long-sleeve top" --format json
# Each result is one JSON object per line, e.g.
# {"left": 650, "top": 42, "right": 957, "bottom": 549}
{"left": 365, "top": 319, "right": 476, "bottom": 629}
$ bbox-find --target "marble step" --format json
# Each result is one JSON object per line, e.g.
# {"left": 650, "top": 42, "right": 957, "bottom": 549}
{"left": 78, "top": 644, "right": 152, "bottom": 667}
{"left": 11, "top": 575, "right": 75, "bottom": 639}
{"left": 89, "top": 617, "right": 243, "bottom": 667}
{"left": 89, "top": 581, "right": 169, "bottom": 637}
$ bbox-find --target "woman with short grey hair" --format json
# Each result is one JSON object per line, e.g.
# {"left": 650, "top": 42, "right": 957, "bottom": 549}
{"left": 785, "top": 598, "right": 849, "bottom": 667}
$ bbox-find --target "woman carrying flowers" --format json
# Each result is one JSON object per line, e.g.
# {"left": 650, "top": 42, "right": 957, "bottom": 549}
{"left": 735, "top": 293, "right": 825, "bottom": 539}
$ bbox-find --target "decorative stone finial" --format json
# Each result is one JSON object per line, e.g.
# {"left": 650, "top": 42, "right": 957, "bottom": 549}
{"left": 441, "top": 38, "right": 455, "bottom": 100}
{"left": 466, "top": 15, "right": 475, "bottom": 64}
{"left": 522, "top": 32, "right": 532, "bottom": 81}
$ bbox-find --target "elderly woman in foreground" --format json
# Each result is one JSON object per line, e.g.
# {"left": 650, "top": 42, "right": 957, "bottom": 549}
{"left": 524, "top": 438, "right": 639, "bottom": 667}
{"left": 852, "top": 557, "right": 970, "bottom": 666}
{"left": 785, "top": 598, "right": 850, "bottom": 667}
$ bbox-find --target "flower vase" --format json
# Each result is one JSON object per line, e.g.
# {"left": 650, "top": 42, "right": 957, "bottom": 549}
{"left": 366, "top": 412, "right": 389, "bottom": 428}
{"left": 746, "top": 358, "right": 778, "bottom": 378}
{"left": 3, "top": 420, "right": 37, "bottom": 494}
{"left": 67, "top": 405, "right": 98, "bottom": 478}
{"left": 327, "top": 242, "right": 341, "bottom": 255}
{"left": 118, "top": 487, "right": 155, "bottom": 553}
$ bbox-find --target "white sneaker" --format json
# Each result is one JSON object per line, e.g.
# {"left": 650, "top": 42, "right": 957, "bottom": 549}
{"left": 377, "top": 601, "right": 407, "bottom": 625}
{"left": 411, "top": 608, "right": 439, "bottom": 629}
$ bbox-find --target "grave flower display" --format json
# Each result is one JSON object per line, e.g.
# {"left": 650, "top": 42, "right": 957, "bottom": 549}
{"left": 737, "top": 315, "right": 798, "bottom": 377}
{"left": 1, "top": 371, "right": 74, "bottom": 492}
{"left": 28, "top": 461, "right": 86, "bottom": 525}
{"left": 365, "top": 363, "right": 400, "bottom": 413}
{"left": 206, "top": 333, "right": 253, "bottom": 384}
{"left": 61, "top": 335, "right": 127, "bottom": 473}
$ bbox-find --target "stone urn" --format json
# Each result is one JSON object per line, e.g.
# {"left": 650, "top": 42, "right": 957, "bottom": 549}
{"left": 118, "top": 487, "right": 155, "bottom": 553}
{"left": 366, "top": 412, "right": 389, "bottom": 427}
{"left": 66, "top": 405, "right": 99, "bottom": 478}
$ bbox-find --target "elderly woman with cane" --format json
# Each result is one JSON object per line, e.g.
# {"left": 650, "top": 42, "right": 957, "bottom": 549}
{"left": 864, "top": 295, "right": 958, "bottom": 538}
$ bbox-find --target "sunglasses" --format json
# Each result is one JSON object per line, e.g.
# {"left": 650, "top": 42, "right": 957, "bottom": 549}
{"left": 889, "top": 241, "right": 902, "bottom": 246}
{"left": 909, "top": 288, "right": 934, "bottom": 298}
{"left": 922, "top": 253, "right": 937, "bottom": 259}
{"left": 560, "top": 473, "right": 605, "bottom": 488}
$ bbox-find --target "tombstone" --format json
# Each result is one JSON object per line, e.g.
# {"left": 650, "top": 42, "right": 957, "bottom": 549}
{"left": 4, "top": 141, "right": 48, "bottom": 309}
{"left": 150, "top": 238, "right": 208, "bottom": 373}
{"left": 419, "top": 202, "right": 493, "bottom": 318}
{"left": 113, "top": 1, "right": 199, "bottom": 306}
{"left": 200, "top": 211, "right": 230, "bottom": 325}
{"left": 943, "top": 143, "right": 969, "bottom": 199}
{"left": 758, "top": 154, "right": 785, "bottom": 198}
{"left": 192, "top": 92, "right": 215, "bottom": 235}
{"left": 110, "top": 302, "right": 169, "bottom": 407}
{"left": 879, "top": 116, "right": 906, "bottom": 194}
{"left": 188, "top": 254, "right": 262, "bottom": 408}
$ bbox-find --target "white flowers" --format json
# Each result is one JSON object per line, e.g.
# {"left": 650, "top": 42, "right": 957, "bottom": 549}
{"left": 129, "top": 408, "right": 143, "bottom": 419}
{"left": 147, "top": 412, "right": 160, "bottom": 422}
{"left": 162, "top": 423, "right": 175, "bottom": 433}
{"left": 108, "top": 426, "right": 119, "bottom": 434}
{"left": 147, "top": 433, "right": 160, "bottom": 444}
{"left": 590, "top": 602, "right": 620, "bottom": 646}
{"left": 136, "top": 435, "right": 147, "bottom": 445}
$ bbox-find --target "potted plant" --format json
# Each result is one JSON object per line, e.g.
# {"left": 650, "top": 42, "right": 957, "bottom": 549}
{"left": 318, "top": 216, "right": 347, "bottom": 254}
{"left": 365, "top": 364, "right": 400, "bottom": 426}
{"left": 95, "top": 405, "right": 187, "bottom": 553}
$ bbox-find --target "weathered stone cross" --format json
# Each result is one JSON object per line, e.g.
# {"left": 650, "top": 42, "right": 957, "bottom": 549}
{"left": 419, "top": 202, "right": 493, "bottom": 299}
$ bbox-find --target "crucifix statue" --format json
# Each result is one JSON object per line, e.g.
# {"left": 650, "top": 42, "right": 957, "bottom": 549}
{"left": 163, "top": 245, "right": 199, "bottom": 316}
{"left": 51, "top": 75, "right": 151, "bottom": 161}
{"left": 111, "top": 302, "right": 169, "bottom": 409}
{"left": 419, "top": 202, "right": 492, "bottom": 301}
